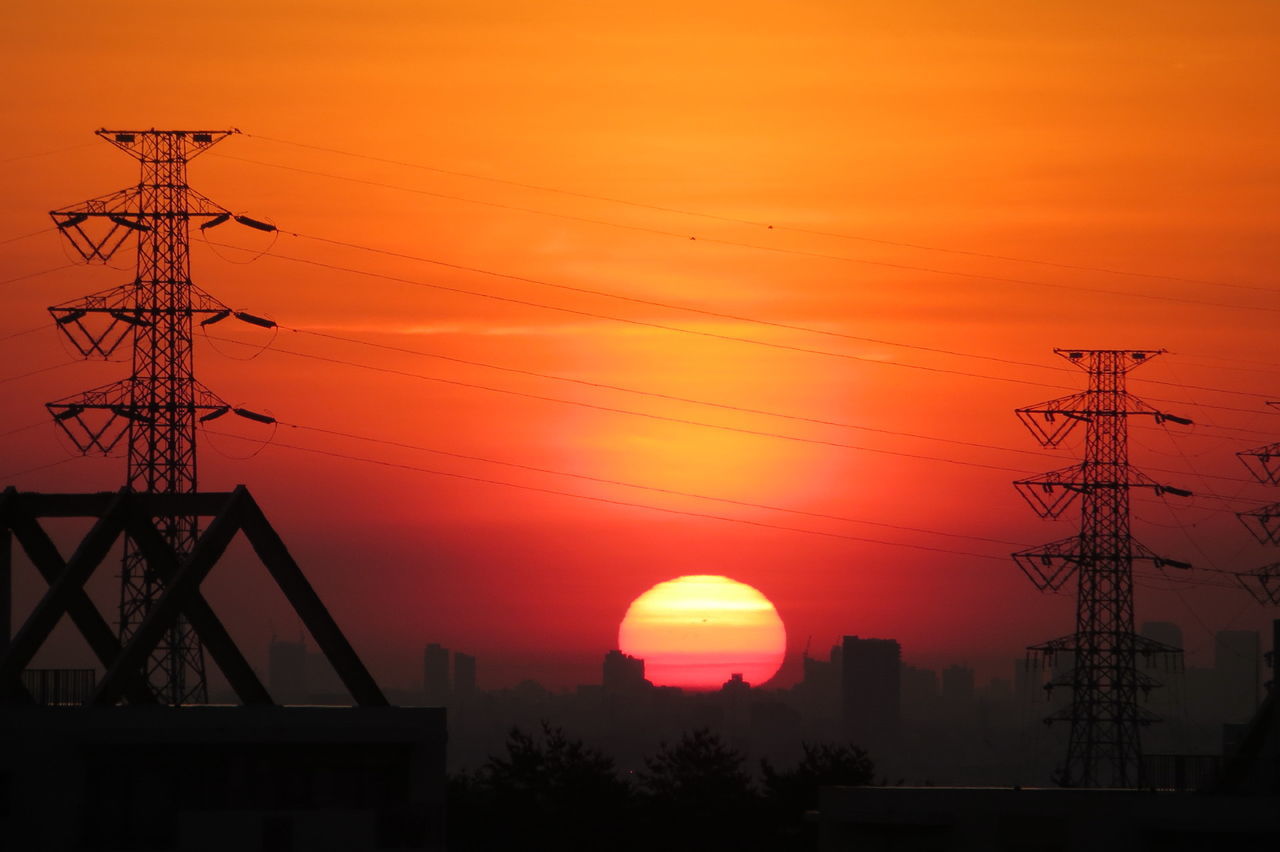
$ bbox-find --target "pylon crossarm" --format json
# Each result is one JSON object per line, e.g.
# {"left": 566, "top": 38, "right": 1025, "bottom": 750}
{"left": 50, "top": 187, "right": 145, "bottom": 262}
{"left": 49, "top": 284, "right": 235, "bottom": 359}
{"left": 1134, "top": 635, "right": 1185, "bottom": 673}
{"left": 1238, "top": 501, "right": 1280, "bottom": 546}
{"left": 1055, "top": 348, "right": 1166, "bottom": 370}
{"left": 1235, "top": 563, "right": 1280, "bottom": 606}
{"left": 1014, "top": 465, "right": 1087, "bottom": 518}
{"left": 1016, "top": 391, "right": 1093, "bottom": 446}
{"left": 1239, "top": 442, "right": 1280, "bottom": 485}
{"left": 1120, "top": 393, "right": 1193, "bottom": 426}
{"left": 1014, "top": 538, "right": 1083, "bottom": 592}
{"left": 1128, "top": 538, "right": 1193, "bottom": 571}
{"left": 1125, "top": 467, "right": 1194, "bottom": 498}
{"left": 46, "top": 379, "right": 244, "bottom": 455}
{"left": 51, "top": 187, "right": 140, "bottom": 221}
{"left": 1028, "top": 632, "right": 1079, "bottom": 655}
{"left": 96, "top": 128, "right": 239, "bottom": 160}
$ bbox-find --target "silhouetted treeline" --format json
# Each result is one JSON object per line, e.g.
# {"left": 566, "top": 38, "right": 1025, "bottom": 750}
{"left": 448, "top": 723, "right": 874, "bottom": 851}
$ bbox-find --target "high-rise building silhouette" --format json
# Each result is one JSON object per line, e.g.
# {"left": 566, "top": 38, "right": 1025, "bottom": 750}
{"left": 423, "top": 643, "right": 450, "bottom": 706}
{"left": 797, "top": 644, "right": 842, "bottom": 724}
{"left": 841, "top": 636, "right": 901, "bottom": 744}
{"left": 1215, "top": 630, "right": 1261, "bottom": 723}
{"left": 454, "top": 652, "right": 477, "bottom": 701}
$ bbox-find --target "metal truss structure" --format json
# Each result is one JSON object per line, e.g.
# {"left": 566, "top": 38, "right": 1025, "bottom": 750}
{"left": 1014, "top": 349, "right": 1193, "bottom": 788}
{"left": 47, "top": 129, "right": 276, "bottom": 705}
{"left": 1236, "top": 402, "right": 1280, "bottom": 605}
{"left": 0, "top": 487, "right": 386, "bottom": 708}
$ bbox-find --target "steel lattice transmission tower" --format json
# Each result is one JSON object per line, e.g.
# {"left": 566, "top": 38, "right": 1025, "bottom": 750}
{"left": 45, "top": 129, "right": 276, "bottom": 705}
{"left": 1013, "top": 349, "right": 1193, "bottom": 787}
{"left": 1235, "top": 401, "right": 1280, "bottom": 605}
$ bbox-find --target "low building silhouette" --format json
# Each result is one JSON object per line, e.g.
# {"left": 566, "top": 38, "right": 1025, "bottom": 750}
{"left": 602, "top": 650, "right": 648, "bottom": 696}
{"left": 0, "top": 706, "right": 446, "bottom": 851}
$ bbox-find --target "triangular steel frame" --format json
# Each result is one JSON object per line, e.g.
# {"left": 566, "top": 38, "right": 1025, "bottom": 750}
{"left": 0, "top": 486, "right": 387, "bottom": 708}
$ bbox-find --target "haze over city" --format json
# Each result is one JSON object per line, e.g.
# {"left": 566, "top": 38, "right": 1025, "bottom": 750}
{"left": 3, "top": 2, "right": 1277, "bottom": 699}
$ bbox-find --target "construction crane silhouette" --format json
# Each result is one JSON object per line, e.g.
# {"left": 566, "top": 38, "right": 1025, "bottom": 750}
{"left": 46, "top": 129, "right": 276, "bottom": 705}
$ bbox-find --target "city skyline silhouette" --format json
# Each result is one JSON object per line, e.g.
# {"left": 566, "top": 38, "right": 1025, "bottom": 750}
{"left": 1, "top": 0, "right": 1276, "bottom": 721}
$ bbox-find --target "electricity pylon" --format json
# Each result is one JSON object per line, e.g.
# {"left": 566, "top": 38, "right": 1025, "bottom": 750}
{"left": 46, "top": 129, "right": 276, "bottom": 705}
{"left": 1235, "top": 401, "right": 1280, "bottom": 605}
{"left": 1013, "top": 349, "right": 1193, "bottom": 787}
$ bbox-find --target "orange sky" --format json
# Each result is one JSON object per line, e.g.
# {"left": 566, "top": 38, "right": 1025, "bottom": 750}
{"left": 1, "top": 1, "right": 1278, "bottom": 691}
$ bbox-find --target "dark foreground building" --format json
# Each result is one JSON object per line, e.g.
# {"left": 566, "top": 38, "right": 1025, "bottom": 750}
{"left": 0, "top": 705, "right": 447, "bottom": 851}
{"left": 817, "top": 686, "right": 1280, "bottom": 851}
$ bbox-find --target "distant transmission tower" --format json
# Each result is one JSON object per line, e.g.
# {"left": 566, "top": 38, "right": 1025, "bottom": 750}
{"left": 46, "top": 129, "right": 276, "bottom": 705}
{"left": 1236, "top": 401, "right": 1280, "bottom": 605}
{"left": 1013, "top": 349, "right": 1193, "bottom": 787}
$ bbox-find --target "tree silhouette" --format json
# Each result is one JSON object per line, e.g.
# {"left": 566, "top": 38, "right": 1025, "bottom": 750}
{"left": 762, "top": 742, "right": 876, "bottom": 849}
{"left": 449, "top": 723, "right": 633, "bottom": 851}
{"left": 636, "top": 728, "right": 762, "bottom": 851}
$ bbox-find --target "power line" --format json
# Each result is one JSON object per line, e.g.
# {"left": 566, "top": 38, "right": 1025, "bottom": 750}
{"left": 0, "top": 456, "right": 79, "bottom": 481}
{"left": 0, "top": 227, "right": 55, "bottom": 247}
{"left": 283, "top": 230, "right": 1070, "bottom": 376}
{"left": 279, "top": 419, "right": 1030, "bottom": 548}
{"left": 0, "top": 142, "right": 95, "bottom": 165}
{"left": 281, "top": 228, "right": 1280, "bottom": 404}
{"left": 0, "top": 421, "right": 48, "bottom": 439}
{"left": 221, "top": 336, "right": 1037, "bottom": 474}
{"left": 212, "top": 332, "right": 1267, "bottom": 494}
{"left": 290, "top": 327, "right": 1068, "bottom": 463}
{"left": 207, "top": 427, "right": 1011, "bottom": 561}
{"left": 197, "top": 428, "right": 1257, "bottom": 591}
{"left": 0, "top": 360, "right": 77, "bottom": 386}
{"left": 0, "top": 263, "right": 77, "bottom": 289}
{"left": 235, "top": 244, "right": 1280, "bottom": 422}
{"left": 242, "top": 133, "right": 1271, "bottom": 296}
{"left": 289, "top": 326, "right": 1279, "bottom": 483}
{"left": 237, "top": 246, "right": 1076, "bottom": 391}
{"left": 0, "top": 324, "right": 49, "bottom": 344}
{"left": 219, "top": 152, "right": 1279, "bottom": 316}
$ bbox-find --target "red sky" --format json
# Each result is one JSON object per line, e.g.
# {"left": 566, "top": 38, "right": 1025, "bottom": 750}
{"left": 1, "top": 1, "right": 1278, "bottom": 692}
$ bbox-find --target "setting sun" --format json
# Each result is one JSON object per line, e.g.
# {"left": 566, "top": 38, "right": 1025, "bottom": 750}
{"left": 618, "top": 575, "right": 786, "bottom": 690}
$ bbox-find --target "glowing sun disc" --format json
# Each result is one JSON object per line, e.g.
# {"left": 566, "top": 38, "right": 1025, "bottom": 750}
{"left": 618, "top": 575, "right": 786, "bottom": 690}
